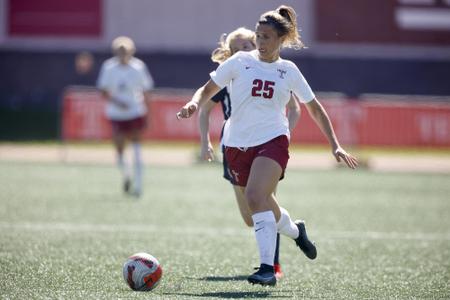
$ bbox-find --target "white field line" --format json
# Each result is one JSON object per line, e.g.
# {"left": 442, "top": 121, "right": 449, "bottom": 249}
{"left": 1, "top": 222, "right": 449, "bottom": 241}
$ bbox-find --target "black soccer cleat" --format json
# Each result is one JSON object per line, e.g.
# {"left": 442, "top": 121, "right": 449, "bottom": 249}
{"left": 247, "top": 264, "right": 277, "bottom": 286}
{"left": 294, "top": 220, "right": 317, "bottom": 260}
{"left": 123, "top": 178, "right": 131, "bottom": 194}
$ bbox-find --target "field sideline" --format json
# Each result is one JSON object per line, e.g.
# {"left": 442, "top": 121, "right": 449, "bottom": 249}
{"left": 0, "top": 143, "right": 449, "bottom": 299}
{"left": 1, "top": 141, "right": 450, "bottom": 173}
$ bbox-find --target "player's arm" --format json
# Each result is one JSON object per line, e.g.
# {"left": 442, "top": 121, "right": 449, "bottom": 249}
{"left": 305, "top": 98, "right": 358, "bottom": 169}
{"left": 143, "top": 90, "right": 152, "bottom": 126}
{"left": 286, "top": 94, "right": 301, "bottom": 132}
{"left": 144, "top": 90, "right": 152, "bottom": 111}
{"left": 141, "top": 63, "right": 154, "bottom": 113}
{"left": 199, "top": 100, "right": 217, "bottom": 161}
{"left": 99, "top": 89, "right": 128, "bottom": 109}
{"left": 177, "top": 79, "right": 221, "bottom": 119}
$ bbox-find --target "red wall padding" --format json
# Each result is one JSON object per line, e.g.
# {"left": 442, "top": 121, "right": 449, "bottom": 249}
{"left": 62, "top": 89, "right": 450, "bottom": 147}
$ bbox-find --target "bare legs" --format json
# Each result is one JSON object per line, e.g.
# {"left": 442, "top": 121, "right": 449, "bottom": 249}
{"left": 232, "top": 185, "right": 253, "bottom": 227}
{"left": 243, "top": 157, "right": 301, "bottom": 272}
{"left": 113, "top": 131, "right": 130, "bottom": 190}
{"left": 112, "top": 127, "right": 144, "bottom": 197}
{"left": 245, "top": 157, "right": 282, "bottom": 220}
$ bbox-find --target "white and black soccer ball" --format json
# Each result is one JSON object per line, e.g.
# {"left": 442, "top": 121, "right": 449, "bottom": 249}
{"left": 122, "top": 252, "right": 162, "bottom": 291}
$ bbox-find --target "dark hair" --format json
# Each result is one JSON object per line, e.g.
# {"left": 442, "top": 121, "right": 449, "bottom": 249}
{"left": 258, "top": 5, "right": 304, "bottom": 49}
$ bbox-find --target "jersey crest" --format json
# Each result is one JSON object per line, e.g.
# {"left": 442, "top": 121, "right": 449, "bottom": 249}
{"left": 277, "top": 69, "right": 287, "bottom": 79}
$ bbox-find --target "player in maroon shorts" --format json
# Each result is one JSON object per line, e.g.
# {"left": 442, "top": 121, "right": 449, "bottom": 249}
{"left": 178, "top": 6, "right": 358, "bottom": 286}
{"left": 199, "top": 27, "right": 301, "bottom": 279}
{"left": 97, "top": 36, "right": 154, "bottom": 197}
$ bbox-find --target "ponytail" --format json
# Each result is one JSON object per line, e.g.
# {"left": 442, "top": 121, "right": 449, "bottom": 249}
{"left": 277, "top": 6, "right": 294, "bottom": 24}
{"left": 259, "top": 5, "right": 304, "bottom": 50}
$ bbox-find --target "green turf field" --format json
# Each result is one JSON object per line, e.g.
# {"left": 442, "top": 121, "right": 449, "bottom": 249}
{"left": 0, "top": 161, "right": 449, "bottom": 299}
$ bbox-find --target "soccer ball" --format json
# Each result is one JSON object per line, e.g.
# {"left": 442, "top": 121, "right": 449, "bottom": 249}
{"left": 122, "top": 252, "right": 162, "bottom": 291}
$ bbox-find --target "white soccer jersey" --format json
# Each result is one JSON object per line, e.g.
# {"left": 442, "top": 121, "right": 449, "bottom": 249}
{"left": 210, "top": 50, "right": 315, "bottom": 147}
{"left": 97, "top": 57, "right": 154, "bottom": 120}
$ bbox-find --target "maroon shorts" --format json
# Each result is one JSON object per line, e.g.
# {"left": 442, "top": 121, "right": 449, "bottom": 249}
{"left": 110, "top": 116, "right": 147, "bottom": 134}
{"left": 224, "top": 135, "right": 290, "bottom": 187}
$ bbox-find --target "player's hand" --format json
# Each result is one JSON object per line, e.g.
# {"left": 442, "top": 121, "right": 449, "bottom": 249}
{"left": 333, "top": 146, "right": 358, "bottom": 169}
{"left": 176, "top": 101, "right": 198, "bottom": 119}
{"left": 200, "top": 143, "right": 216, "bottom": 162}
{"left": 112, "top": 98, "right": 128, "bottom": 110}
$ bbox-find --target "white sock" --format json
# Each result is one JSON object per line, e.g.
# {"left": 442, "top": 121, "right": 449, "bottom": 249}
{"left": 252, "top": 211, "right": 277, "bottom": 267}
{"left": 117, "top": 152, "right": 130, "bottom": 180}
{"left": 276, "top": 207, "right": 300, "bottom": 239}
{"left": 132, "top": 143, "right": 143, "bottom": 193}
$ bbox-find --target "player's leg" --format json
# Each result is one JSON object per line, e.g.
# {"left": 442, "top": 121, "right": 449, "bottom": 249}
{"left": 129, "top": 127, "right": 144, "bottom": 197}
{"left": 233, "top": 184, "right": 283, "bottom": 278}
{"left": 224, "top": 145, "right": 280, "bottom": 285}
{"left": 245, "top": 156, "right": 281, "bottom": 286}
{"left": 227, "top": 149, "right": 282, "bottom": 279}
{"left": 223, "top": 150, "right": 254, "bottom": 227}
{"left": 274, "top": 233, "right": 283, "bottom": 279}
{"left": 232, "top": 185, "right": 253, "bottom": 227}
{"left": 112, "top": 129, "right": 131, "bottom": 193}
{"left": 260, "top": 135, "right": 317, "bottom": 260}
{"left": 269, "top": 193, "right": 317, "bottom": 260}
{"left": 270, "top": 187, "right": 283, "bottom": 279}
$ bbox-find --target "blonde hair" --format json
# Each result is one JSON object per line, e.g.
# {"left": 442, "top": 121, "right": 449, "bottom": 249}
{"left": 258, "top": 5, "right": 304, "bottom": 50}
{"left": 111, "top": 36, "right": 136, "bottom": 54}
{"left": 211, "top": 27, "right": 256, "bottom": 63}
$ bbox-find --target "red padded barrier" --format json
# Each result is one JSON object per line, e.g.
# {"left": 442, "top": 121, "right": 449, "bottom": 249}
{"left": 61, "top": 89, "right": 450, "bottom": 147}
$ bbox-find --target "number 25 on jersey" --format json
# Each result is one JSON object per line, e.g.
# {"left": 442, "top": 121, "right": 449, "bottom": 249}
{"left": 252, "top": 79, "right": 275, "bottom": 99}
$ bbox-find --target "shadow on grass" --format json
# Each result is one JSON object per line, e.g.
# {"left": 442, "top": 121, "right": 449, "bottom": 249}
{"left": 163, "top": 291, "right": 289, "bottom": 299}
{"left": 197, "top": 275, "right": 249, "bottom": 282}
{"left": 164, "top": 276, "right": 293, "bottom": 298}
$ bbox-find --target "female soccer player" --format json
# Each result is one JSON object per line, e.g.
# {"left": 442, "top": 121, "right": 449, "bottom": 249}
{"left": 178, "top": 6, "right": 358, "bottom": 286}
{"left": 97, "top": 36, "right": 154, "bottom": 197}
{"left": 199, "top": 27, "right": 300, "bottom": 279}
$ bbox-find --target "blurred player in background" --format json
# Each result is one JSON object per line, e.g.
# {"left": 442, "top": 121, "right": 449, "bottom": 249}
{"left": 199, "top": 27, "right": 301, "bottom": 279}
{"left": 178, "top": 5, "right": 357, "bottom": 286}
{"left": 97, "top": 36, "right": 154, "bottom": 197}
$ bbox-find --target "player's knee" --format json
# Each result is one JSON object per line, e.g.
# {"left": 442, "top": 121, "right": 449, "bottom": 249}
{"left": 243, "top": 216, "right": 253, "bottom": 227}
{"left": 245, "top": 187, "right": 265, "bottom": 211}
{"left": 116, "top": 144, "right": 125, "bottom": 154}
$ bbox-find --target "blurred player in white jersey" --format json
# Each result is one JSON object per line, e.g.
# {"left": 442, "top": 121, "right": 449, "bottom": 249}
{"left": 97, "top": 36, "right": 154, "bottom": 197}
{"left": 178, "top": 5, "right": 358, "bottom": 286}
{"left": 199, "top": 27, "right": 301, "bottom": 279}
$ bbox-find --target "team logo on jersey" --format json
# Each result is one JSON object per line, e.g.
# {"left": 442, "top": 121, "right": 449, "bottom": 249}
{"left": 277, "top": 69, "right": 287, "bottom": 79}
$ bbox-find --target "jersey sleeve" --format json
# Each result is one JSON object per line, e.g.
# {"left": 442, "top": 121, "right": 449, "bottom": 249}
{"left": 141, "top": 64, "right": 155, "bottom": 91}
{"left": 289, "top": 64, "right": 315, "bottom": 103}
{"left": 97, "top": 62, "right": 110, "bottom": 91}
{"left": 209, "top": 54, "right": 239, "bottom": 88}
{"left": 211, "top": 88, "right": 227, "bottom": 103}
